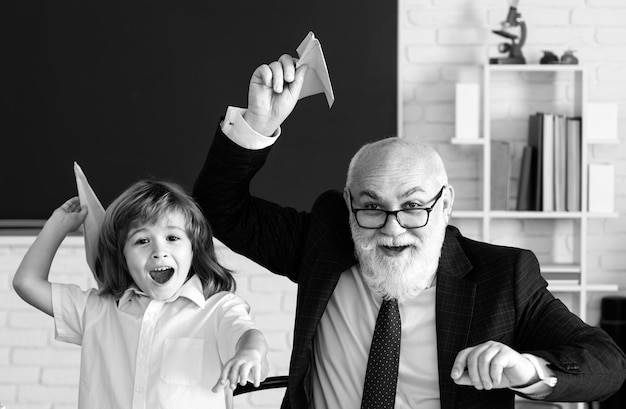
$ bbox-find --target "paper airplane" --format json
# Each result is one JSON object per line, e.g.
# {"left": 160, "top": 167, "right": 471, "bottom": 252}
{"left": 74, "top": 162, "right": 106, "bottom": 275}
{"left": 296, "top": 32, "right": 335, "bottom": 107}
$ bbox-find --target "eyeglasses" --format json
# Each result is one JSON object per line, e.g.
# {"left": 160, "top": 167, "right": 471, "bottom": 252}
{"left": 348, "top": 186, "right": 446, "bottom": 229}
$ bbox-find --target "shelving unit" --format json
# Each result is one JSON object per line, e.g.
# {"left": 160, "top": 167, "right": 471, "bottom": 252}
{"left": 451, "top": 64, "right": 620, "bottom": 409}
{"left": 451, "top": 64, "right": 619, "bottom": 321}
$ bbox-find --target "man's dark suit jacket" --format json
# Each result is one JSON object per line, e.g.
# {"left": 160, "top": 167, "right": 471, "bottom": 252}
{"left": 194, "top": 126, "right": 626, "bottom": 409}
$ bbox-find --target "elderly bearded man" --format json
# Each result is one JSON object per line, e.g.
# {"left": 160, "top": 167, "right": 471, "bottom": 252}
{"left": 193, "top": 54, "right": 626, "bottom": 409}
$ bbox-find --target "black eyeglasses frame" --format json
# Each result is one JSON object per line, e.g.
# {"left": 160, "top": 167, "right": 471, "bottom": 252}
{"left": 348, "top": 186, "right": 446, "bottom": 229}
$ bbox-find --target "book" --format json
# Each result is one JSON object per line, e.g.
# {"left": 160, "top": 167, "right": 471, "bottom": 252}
{"left": 553, "top": 114, "right": 567, "bottom": 212}
{"left": 527, "top": 113, "right": 543, "bottom": 210}
{"left": 541, "top": 113, "right": 555, "bottom": 211}
{"left": 566, "top": 117, "right": 582, "bottom": 211}
{"left": 491, "top": 140, "right": 511, "bottom": 210}
{"left": 516, "top": 145, "right": 533, "bottom": 210}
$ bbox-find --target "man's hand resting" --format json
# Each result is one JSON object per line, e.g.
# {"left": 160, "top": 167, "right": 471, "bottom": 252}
{"left": 450, "top": 341, "right": 538, "bottom": 390}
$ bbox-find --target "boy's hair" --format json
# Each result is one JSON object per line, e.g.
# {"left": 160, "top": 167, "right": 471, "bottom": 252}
{"left": 95, "top": 180, "right": 235, "bottom": 299}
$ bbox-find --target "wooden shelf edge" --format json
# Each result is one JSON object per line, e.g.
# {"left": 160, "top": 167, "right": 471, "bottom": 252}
{"left": 486, "top": 64, "right": 585, "bottom": 73}
{"left": 451, "top": 211, "right": 619, "bottom": 219}
{"left": 451, "top": 138, "right": 485, "bottom": 145}
{"left": 548, "top": 284, "right": 619, "bottom": 292}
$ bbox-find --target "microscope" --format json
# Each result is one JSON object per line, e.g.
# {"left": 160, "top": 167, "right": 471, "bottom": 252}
{"left": 489, "top": 0, "right": 527, "bottom": 64}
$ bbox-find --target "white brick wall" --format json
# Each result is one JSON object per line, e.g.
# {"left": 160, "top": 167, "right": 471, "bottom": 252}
{"left": 399, "top": 0, "right": 626, "bottom": 323}
{"left": 1, "top": 237, "right": 86, "bottom": 409}
{"left": 2, "top": 1, "right": 626, "bottom": 407}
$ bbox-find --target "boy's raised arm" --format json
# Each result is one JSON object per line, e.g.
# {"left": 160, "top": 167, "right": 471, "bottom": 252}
{"left": 13, "top": 197, "right": 87, "bottom": 316}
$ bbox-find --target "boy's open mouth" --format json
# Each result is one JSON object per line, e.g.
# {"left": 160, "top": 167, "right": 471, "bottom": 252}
{"left": 149, "top": 267, "right": 175, "bottom": 284}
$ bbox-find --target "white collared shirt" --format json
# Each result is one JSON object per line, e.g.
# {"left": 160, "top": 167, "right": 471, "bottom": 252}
{"left": 312, "top": 266, "right": 440, "bottom": 409}
{"left": 51, "top": 275, "right": 256, "bottom": 409}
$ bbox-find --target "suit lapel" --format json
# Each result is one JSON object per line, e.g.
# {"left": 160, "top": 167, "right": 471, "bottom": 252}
{"left": 301, "top": 250, "right": 355, "bottom": 339}
{"left": 436, "top": 226, "right": 475, "bottom": 409}
{"left": 290, "top": 202, "right": 357, "bottom": 398}
{"left": 299, "top": 201, "right": 357, "bottom": 345}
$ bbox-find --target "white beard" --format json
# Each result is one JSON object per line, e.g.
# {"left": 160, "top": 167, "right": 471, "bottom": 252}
{"left": 351, "top": 219, "right": 445, "bottom": 302}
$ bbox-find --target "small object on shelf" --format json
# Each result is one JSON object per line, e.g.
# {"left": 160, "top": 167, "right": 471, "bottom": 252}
{"left": 455, "top": 83, "right": 480, "bottom": 141}
{"left": 560, "top": 50, "right": 579, "bottom": 65}
{"left": 587, "top": 102, "right": 619, "bottom": 143}
{"left": 489, "top": 0, "right": 527, "bottom": 64}
{"left": 540, "top": 51, "right": 559, "bottom": 65}
{"left": 588, "top": 163, "right": 615, "bottom": 213}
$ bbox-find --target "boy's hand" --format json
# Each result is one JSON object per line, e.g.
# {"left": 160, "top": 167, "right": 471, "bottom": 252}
{"left": 49, "top": 197, "right": 88, "bottom": 234}
{"left": 211, "top": 348, "right": 268, "bottom": 392}
{"left": 243, "top": 54, "right": 308, "bottom": 137}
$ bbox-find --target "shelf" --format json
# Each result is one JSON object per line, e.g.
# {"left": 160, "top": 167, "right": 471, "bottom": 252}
{"left": 450, "top": 210, "right": 484, "bottom": 218}
{"left": 451, "top": 210, "right": 619, "bottom": 219}
{"left": 587, "top": 284, "right": 620, "bottom": 291}
{"left": 548, "top": 283, "right": 619, "bottom": 292}
{"left": 450, "top": 63, "right": 621, "bottom": 324}
{"left": 451, "top": 138, "right": 485, "bottom": 145}
{"left": 542, "top": 264, "right": 581, "bottom": 273}
{"left": 588, "top": 138, "right": 620, "bottom": 145}
{"left": 547, "top": 284, "right": 582, "bottom": 292}
{"left": 587, "top": 212, "right": 620, "bottom": 218}
{"left": 487, "top": 64, "right": 584, "bottom": 73}
{"left": 488, "top": 211, "right": 583, "bottom": 219}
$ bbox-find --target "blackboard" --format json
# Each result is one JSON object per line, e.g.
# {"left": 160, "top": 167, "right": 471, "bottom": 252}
{"left": 3, "top": 1, "right": 397, "bottom": 228}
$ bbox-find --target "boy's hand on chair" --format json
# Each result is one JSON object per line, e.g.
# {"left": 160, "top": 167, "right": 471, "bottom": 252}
{"left": 212, "top": 348, "right": 268, "bottom": 392}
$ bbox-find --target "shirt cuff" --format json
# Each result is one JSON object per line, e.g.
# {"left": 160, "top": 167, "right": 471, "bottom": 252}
{"left": 221, "top": 106, "right": 281, "bottom": 150}
{"left": 510, "top": 354, "right": 558, "bottom": 399}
